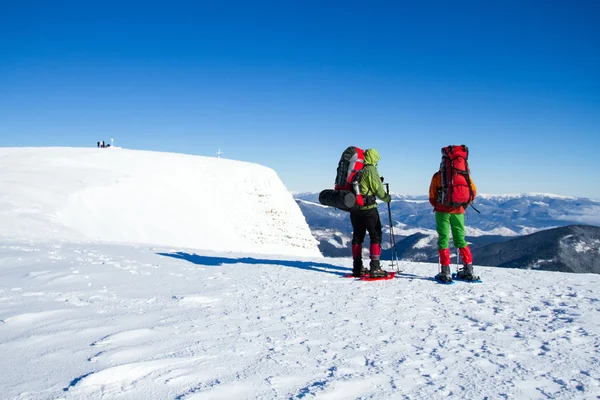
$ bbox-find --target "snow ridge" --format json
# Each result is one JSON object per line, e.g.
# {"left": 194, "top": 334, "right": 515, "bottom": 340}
{"left": 0, "top": 147, "right": 320, "bottom": 257}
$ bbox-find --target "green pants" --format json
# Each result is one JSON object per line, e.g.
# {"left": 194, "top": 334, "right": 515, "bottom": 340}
{"left": 435, "top": 212, "right": 468, "bottom": 249}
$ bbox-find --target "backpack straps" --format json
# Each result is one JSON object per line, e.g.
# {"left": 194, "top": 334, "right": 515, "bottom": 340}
{"left": 353, "top": 164, "right": 377, "bottom": 205}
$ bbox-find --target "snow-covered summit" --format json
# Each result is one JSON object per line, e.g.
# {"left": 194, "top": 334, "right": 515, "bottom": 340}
{"left": 0, "top": 147, "right": 320, "bottom": 257}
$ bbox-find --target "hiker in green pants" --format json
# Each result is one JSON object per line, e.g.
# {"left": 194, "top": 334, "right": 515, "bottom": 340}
{"left": 429, "top": 145, "right": 478, "bottom": 283}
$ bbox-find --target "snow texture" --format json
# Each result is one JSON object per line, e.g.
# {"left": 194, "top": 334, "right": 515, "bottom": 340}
{"left": 478, "top": 193, "right": 579, "bottom": 201}
{"left": 1, "top": 147, "right": 599, "bottom": 399}
{"left": 1, "top": 242, "right": 599, "bottom": 399}
{"left": 465, "top": 226, "right": 521, "bottom": 237}
{"left": 0, "top": 147, "right": 320, "bottom": 257}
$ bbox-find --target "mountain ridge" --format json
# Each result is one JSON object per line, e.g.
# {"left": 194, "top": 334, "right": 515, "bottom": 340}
{"left": 294, "top": 192, "right": 600, "bottom": 273}
{"left": 472, "top": 224, "right": 600, "bottom": 274}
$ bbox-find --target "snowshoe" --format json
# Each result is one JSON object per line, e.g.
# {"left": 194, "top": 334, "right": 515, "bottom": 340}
{"left": 344, "top": 270, "right": 369, "bottom": 278}
{"left": 368, "top": 260, "right": 388, "bottom": 278}
{"left": 359, "top": 271, "right": 396, "bottom": 281}
{"left": 435, "top": 266, "right": 453, "bottom": 284}
{"left": 454, "top": 264, "right": 481, "bottom": 283}
{"left": 452, "top": 273, "right": 482, "bottom": 283}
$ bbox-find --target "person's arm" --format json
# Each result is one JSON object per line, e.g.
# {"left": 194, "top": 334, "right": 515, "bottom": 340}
{"left": 369, "top": 167, "right": 391, "bottom": 203}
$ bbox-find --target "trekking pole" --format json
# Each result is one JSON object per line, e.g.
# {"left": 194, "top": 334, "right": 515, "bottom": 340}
{"left": 384, "top": 183, "right": 401, "bottom": 272}
{"left": 456, "top": 248, "right": 460, "bottom": 277}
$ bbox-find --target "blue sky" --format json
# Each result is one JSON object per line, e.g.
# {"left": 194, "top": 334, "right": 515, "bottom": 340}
{"left": 1, "top": 1, "right": 599, "bottom": 198}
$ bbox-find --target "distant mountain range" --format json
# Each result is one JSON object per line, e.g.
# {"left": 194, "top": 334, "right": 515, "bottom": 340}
{"left": 294, "top": 192, "right": 600, "bottom": 273}
{"left": 471, "top": 225, "right": 600, "bottom": 274}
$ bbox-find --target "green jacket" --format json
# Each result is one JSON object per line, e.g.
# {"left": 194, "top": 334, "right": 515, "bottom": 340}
{"left": 359, "top": 148, "right": 391, "bottom": 210}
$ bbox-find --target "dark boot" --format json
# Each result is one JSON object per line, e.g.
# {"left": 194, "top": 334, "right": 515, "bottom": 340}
{"left": 457, "top": 264, "right": 479, "bottom": 281}
{"left": 369, "top": 260, "right": 388, "bottom": 278}
{"left": 352, "top": 258, "right": 367, "bottom": 277}
{"left": 436, "top": 266, "right": 453, "bottom": 283}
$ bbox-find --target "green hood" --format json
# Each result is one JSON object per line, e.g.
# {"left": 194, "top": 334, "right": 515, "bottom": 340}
{"left": 364, "top": 148, "right": 380, "bottom": 166}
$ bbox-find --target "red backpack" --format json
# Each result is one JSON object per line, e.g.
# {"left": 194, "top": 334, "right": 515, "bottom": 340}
{"left": 319, "top": 146, "right": 372, "bottom": 211}
{"left": 440, "top": 145, "right": 474, "bottom": 207}
{"left": 334, "top": 146, "right": 367, "bottom": 207}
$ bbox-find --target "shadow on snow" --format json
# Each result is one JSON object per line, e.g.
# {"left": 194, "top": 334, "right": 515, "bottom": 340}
{"left": 156, "top": 252, "right": 350, "bottom": 277}
{"left": 394, "top": 272, "right": 436, "bottom": 282}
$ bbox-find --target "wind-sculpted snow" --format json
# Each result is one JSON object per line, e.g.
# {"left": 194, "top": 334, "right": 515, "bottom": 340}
{"left": 0, "top": 147, "right": 320, "bottom": 257}
{"left": 1, "top": 241, "right": 599, "bottom": 399}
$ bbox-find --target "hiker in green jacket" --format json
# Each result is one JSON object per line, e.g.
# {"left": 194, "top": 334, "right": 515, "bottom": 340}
{"left": 351, "top": 148, "right": 392, "bottom": 278}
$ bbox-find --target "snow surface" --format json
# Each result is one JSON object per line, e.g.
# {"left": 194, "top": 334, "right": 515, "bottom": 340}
{"left": 1, "top": 241, "right": 600, "bottom": 399}
{"left": 0, "top": 147, "right": 320, "bottom": 257}
{"left": 517, "top": 225, "right": 546, "bottom": 236}
{"left": 412, "top": 236, "right": 434, "bottom": 249}
{"left": 572, "top": 239, "right": 600, "bottom": 254}
{"left": 392, "top": 199, "right": 428, "bottom": 204}
{"left": 533, "top": 201, "right": 550, "bottom": 207}
{"left": 312, "top": 229, "right": 351, "bottom": 249}
{"left": 390, "top": 223, "right": 436, "bottom": 237}
{"left": 1, "top": 147, "right": 600, "bottom": 399}
{"left": 464, "top": 226, "right": 521, "bottom": 237}
{"left": 296, "top": 199, "right": 330, "bottom": 209}
{"left": 388, "top": 224, "right": 523, "bottom": 241}
{"left": 478, "top": 193, "right": 579, "bottom": 201}
{"left": 529, "top": 259, "right": 556, "bottom": 270}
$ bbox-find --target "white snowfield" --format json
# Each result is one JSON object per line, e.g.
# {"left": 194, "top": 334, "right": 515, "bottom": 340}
{"left": 1, "top": 147, "right": 599, "bottom": 399}
{"left": 0, "top": 147, "right": 320, "bottom": 257}
{"left": 1, "top": 241, "right": 599, "bottom": 399}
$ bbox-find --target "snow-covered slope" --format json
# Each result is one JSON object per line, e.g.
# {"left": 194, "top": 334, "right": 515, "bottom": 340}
{"left": 1, "top": 148, "right": 599, "bottom": 399}
{"left": 1, "top": 241, "right": 599, "bottom": 399}
{"left": 473, "top": 224, "right": 600, "bottom": 273}
{"left": 0, "top": 147, "right": 320, "bottom": 257}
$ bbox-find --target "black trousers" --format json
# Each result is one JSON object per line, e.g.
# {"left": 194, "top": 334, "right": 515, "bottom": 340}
{"left": 350, "top": 208, "right": 382, "bottom": 245}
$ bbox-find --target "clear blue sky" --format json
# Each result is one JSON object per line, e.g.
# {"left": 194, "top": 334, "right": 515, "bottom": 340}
{"left": 2, "top": 1, "right": 599, "bottom": 198}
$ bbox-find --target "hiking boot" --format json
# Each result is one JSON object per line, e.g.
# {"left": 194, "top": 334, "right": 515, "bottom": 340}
{"left": 369, "top": 260, "right": 388, "bottom": 278}
{"left": 457, "top": 264, "right": 479, "bottom": 281}
{"left": 352, "top": 258, "right": 368, "bottom": 277}
{"left": 436, "top": 266, "right": 453, "bottom": 283}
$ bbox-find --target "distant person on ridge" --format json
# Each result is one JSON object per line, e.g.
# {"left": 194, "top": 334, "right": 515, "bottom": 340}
{"left": 350, "top": 148, "right": 392, "bottom": 278}
{"left": 429, "top": 145, "right": 479, "bottom": 283}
